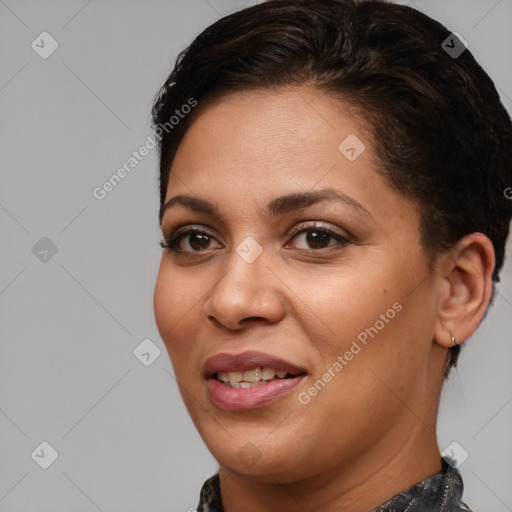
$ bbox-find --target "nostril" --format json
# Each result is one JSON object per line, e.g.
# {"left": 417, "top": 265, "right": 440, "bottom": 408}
{"left": 240, "top": 316, "right": 266, "bottom": 324}
{"left": 206, "top": 315, "right": 245, "bottom": 331}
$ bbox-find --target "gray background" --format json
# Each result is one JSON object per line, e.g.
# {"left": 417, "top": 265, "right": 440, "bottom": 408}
{"left": 1, "top": 0, "right": 511, "bottom": 510}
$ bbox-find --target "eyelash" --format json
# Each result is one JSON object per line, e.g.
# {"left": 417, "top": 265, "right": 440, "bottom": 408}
{"left": 159, "top": 222, "right": 351, "bottom": 255}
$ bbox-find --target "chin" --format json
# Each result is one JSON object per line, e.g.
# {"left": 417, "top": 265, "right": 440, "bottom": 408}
{"left": 204, "top": 431, "right": 311, "bottom": 481}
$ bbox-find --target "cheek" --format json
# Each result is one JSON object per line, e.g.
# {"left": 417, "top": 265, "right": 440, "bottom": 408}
{"left": 308, "top": 280, "right": 434, "bottom": 417}
{"left": 153, "top": 262, "right": 200, "bottom": 356}
{"left": 290, "top": 252, "right": 428, "bottom": 394}
{"left": 153, "top": 272, "right": 177, "bottom": 341}
{"left": 288, "top": 261, "right": 397, "bottom": 355}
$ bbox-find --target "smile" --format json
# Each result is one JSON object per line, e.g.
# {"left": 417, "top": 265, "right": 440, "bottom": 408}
{"left": 204, "top": 351, "right": 308, "bottom": 410}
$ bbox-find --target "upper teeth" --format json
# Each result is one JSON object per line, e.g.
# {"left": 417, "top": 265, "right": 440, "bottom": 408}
{"left": 216, "top": 367, "right": 288, "bottom": 387}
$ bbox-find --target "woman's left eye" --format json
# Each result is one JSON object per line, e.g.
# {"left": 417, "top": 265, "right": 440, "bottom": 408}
{"left": 287, "top": 225, "right": 350, "bottom": 251}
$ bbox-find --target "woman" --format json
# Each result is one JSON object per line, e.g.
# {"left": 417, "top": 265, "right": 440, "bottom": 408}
{"left": 151, "top": 0, "right": 512, "bottom": 510}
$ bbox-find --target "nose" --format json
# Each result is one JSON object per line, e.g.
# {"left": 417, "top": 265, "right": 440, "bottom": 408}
{"left": 203, "top": 249, "right": 286, "bottom": 331}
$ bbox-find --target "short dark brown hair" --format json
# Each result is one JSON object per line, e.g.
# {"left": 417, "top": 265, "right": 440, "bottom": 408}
{"left": 152, "top": 0, "right": 512, "bottom": 375}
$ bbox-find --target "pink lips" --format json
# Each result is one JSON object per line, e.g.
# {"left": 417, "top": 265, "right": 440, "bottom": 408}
{"left": 204, "top": 350, "right": 307, "bottom": 411}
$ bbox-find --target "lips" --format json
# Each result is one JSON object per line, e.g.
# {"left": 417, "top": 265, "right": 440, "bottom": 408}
{"left": 204, "top": 351, "right": 308, "bottom": 411}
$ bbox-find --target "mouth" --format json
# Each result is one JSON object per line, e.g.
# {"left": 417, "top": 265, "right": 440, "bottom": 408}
{"left": 204, "top": 351, "right": 308, "bottom": 410}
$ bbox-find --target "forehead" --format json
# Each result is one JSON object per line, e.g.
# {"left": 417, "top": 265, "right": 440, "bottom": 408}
{"left": 166, "top": 87, "right": 414, "bottom": 225}
{"left": 175, "top": 87, "right": 370, "bottom": 163}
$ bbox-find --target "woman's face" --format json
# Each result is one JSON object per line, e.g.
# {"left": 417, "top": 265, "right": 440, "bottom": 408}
{"left": 154, "top": 87, "right": 448, "bottom": 483}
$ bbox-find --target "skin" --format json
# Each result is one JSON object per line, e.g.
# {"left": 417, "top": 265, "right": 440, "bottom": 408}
{"left": 153, "top": 86, "right": 495, "bottom": 512}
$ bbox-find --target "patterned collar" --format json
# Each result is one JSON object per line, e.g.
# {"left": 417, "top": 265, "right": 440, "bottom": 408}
{"left": 196, "top": 460, "right": 473, "bottom": 512}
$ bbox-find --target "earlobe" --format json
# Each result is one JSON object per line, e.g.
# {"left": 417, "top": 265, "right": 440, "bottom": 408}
{"left": 433, "top": 232, "right": 495, "bottom": 348}
{"left": 435, "top": 329, "right": 458, "bottom": 349}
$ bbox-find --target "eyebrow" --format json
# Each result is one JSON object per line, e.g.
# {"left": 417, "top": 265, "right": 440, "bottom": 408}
{"left": 159, "top": 188, "right": 370, "bottom": 223}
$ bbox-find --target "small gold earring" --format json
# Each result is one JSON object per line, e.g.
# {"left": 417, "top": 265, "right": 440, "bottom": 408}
{"left": 449, "top": 331, "right": 457, "bottom": 345}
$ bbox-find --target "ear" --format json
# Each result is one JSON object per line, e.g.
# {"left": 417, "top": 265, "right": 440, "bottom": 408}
{"left": 433, "top": 232, "right": 495, "bottom": 348}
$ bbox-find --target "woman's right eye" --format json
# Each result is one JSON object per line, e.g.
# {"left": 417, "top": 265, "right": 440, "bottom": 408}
{"left": 160, "top": 229, "right": 222, "bottom": 253}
